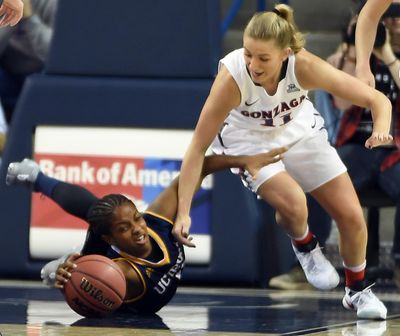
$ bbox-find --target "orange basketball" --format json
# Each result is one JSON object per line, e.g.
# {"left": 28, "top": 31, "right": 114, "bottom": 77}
{"left": 63, "top": 254, "right": 126, "bottom": 318}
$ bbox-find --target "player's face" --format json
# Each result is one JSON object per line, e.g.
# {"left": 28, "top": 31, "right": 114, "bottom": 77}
{"left": 106, "top": 203, "right": 152, "bottom": 258}
{"left": 243, "top": 36, "right": 290, "bottom": 86}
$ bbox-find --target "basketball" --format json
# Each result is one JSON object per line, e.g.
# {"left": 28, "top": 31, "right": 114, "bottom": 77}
{"left": 63, "top": 254, "right": 126, "bottom": 318}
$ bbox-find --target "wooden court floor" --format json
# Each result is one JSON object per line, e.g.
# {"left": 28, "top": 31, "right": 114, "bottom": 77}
{"left": 0, "top": 280, "right": 399, "bottom": 335}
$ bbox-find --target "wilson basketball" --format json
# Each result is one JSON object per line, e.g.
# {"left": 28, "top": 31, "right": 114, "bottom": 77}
{"left": 63, "top": 254, "right": 126, "bottom": 317}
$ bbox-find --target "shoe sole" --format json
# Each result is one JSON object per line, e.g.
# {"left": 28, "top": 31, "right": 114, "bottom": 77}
{"left": 342, "top": 296, "right": 387, "bottom": 320}
{"left": 357, "top": 309, "right": 387, "bottom": 320}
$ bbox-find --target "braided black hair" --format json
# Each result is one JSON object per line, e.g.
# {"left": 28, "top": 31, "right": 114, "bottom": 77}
{"left": 87, "top": 194, "right": 134, "bottom": 236}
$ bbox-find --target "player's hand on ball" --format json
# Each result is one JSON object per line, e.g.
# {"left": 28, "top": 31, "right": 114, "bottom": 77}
{"left": 365, "top": 132, "right": 393, "bottom": 149}
{"left": 244, "top": 147, "right": 287, "bottom": 177}
{"left": 173, "top": 214, "right": 195, "bottom": 248}
{"left": 55, "top": 252, "right": 80, "bottom": 289}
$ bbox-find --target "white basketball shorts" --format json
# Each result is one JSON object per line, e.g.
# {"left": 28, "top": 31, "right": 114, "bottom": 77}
{"left": 211, "top": 122, "right": 347, "bottom": 193}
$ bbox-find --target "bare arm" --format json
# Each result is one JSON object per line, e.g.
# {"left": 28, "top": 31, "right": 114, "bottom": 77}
{"left": 296, "top": 49, "right": 393, "bottom": 148}
{"left": 172, "top": 66, "right": 241, "bottom": 247}
{"left": 147, "top": 147, "right": 287, "bottom": 223}
{"left": 355, "top": 0, "right": 392, "bottom": 86}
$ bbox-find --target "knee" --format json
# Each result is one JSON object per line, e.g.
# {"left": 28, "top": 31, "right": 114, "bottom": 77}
{"left": 336, "top": 205, "right": 366, "bottom": 235}
{"left": 275, "top": 192, "right": 308, "bottom": 225}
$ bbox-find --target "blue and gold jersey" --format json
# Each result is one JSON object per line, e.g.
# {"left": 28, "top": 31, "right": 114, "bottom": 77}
{"left": 106, "top": 212, "right": 185, "bottom": 313}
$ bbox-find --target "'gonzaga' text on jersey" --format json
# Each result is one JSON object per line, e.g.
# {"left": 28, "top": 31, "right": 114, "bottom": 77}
{"left": 220, "top": 48, "right": 316, "bottom": 132}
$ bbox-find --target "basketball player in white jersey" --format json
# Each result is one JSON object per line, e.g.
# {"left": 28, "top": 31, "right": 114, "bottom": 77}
{"left": 355, "top": 0, "right": 393, "bottom": 87}
{"left": 174, "top": 4, "right": 392, "bottom": 320}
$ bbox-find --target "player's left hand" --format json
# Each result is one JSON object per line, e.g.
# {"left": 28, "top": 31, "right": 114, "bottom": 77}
{"left": 365, "top": 132, "right": 393, "bottom": 149}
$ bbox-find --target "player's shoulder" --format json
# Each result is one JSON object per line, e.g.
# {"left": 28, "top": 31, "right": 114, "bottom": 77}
{"left": 144, "top": 211, "right": 173, "bottom": 225}
{"left": 294, "top": 49, "right": 326, "bottom": 77}
{"left": 294, "top": 49, "right": 318, "bottom": 66}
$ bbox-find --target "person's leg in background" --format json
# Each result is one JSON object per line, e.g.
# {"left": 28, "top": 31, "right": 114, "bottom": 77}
{"left": 379, "top": 161, "right": 400, "bottom": 287}
{"left": 314, "top": 90, "right": 343, "bottom": 145}
{"left": 0, "top": 67, "right": 25, "bottom": 123}
{"left": 337, "top": 144, "right": 391, "bottom": 277}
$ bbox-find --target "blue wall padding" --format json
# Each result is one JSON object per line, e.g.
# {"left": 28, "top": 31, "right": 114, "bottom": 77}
{"left": 45, "top": 0, "right": 221, "bottom": 78}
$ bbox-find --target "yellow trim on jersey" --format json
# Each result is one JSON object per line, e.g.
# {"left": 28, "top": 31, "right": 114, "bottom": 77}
{"left": 144, "top": 211, "right": 173, "bottom": 225}
{"left": 116, "top": 228, "right": 171, "bottom": 267}
{"left": 113, "top": 257, "right": 147, "bottom": 303}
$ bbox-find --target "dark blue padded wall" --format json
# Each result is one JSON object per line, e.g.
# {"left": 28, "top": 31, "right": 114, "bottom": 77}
{"left": 45, "top": 0, "right": 221, "bottom": 77}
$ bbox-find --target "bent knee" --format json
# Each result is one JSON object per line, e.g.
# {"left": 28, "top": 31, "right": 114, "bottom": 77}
{"left": 335, "top": 206, "right": 366, "bottom": 233}
{"left": 274, "top": 193, "right": 308, "bottom": 225}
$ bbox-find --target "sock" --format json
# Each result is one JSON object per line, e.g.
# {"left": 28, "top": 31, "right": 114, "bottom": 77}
{"left": 33, "top": 172, "right": 60, "bottom": 196}
{"left": 291, "top": 226, "right": 317, "bottom": 253}
{"left": 344, "top": 261, "right": 366, "bottom": 289}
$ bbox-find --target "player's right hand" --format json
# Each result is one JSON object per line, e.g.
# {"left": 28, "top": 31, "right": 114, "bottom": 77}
{"left": 244, "top": 147, "right": 287, "bottom": 177}
{"left": 172, "top": 214, "right": 196, "bottom": 248}
{"left": 365, "top": 131, "right": 393, "bottom": 149}
{"left": 55, "top": 252, "right": 80, "bottom": 289}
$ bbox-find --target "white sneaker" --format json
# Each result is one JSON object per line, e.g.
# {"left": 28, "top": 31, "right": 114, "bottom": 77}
{"left": 292, "top": 242, "right": 340, "bottom": 290}
{"left": 40, "top": 259, "right": 61, "bottom": 286}
{"left": 342, "top": 284, "right": 387, "bottom": 320}
{"left": 341, "top": 321, "right": 387, "bottom": 336}
{"left": 6, "top": 158, "right": 40, "bottom": 186}
{"left": 40, "top": 254, "right": 71, "bottom": 287}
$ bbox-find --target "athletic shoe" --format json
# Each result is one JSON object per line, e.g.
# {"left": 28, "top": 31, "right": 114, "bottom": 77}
{"left": 268, "top": 265, "right": 313, "bottom": 290}
{"left": 6, "top": 158, "right": 40, "bottom": 186}
{"left": 292, "top": 242, "right": 340, "bottom": 290}
{"left": 40, "top": 259, "right": 61, "bottom": 286}
{"left": 342, "top": 283, "right": 387, "bottom": 320}
{"left": 40, "top": 253, "right": 73, "bottom": 287}
{"left": 341, "top": 321, "right": 387, "bottom": 336}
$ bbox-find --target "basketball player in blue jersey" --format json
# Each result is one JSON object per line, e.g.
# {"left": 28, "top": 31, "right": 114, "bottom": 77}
{"left": 174, "top": 4, "right": 392, "bottom": 320}
{"left": 6, "top": 149, "right": 285, "bottom": 314}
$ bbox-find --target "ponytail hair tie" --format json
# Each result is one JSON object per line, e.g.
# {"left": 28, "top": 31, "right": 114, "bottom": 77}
{"left": 272, "top": 8, "right": 281, "bottom": 16}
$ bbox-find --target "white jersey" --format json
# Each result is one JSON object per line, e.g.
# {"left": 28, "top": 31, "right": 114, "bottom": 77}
{"left": 219, "top": 48, "right": 320, "bottom": 146}
{"left": 212, "top": 48, "right": 346, "bottom": 193}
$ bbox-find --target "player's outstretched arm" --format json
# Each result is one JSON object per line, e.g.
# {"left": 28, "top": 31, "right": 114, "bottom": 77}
{"left": 147, "top": 147, "right": 287, "bottom": 231}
